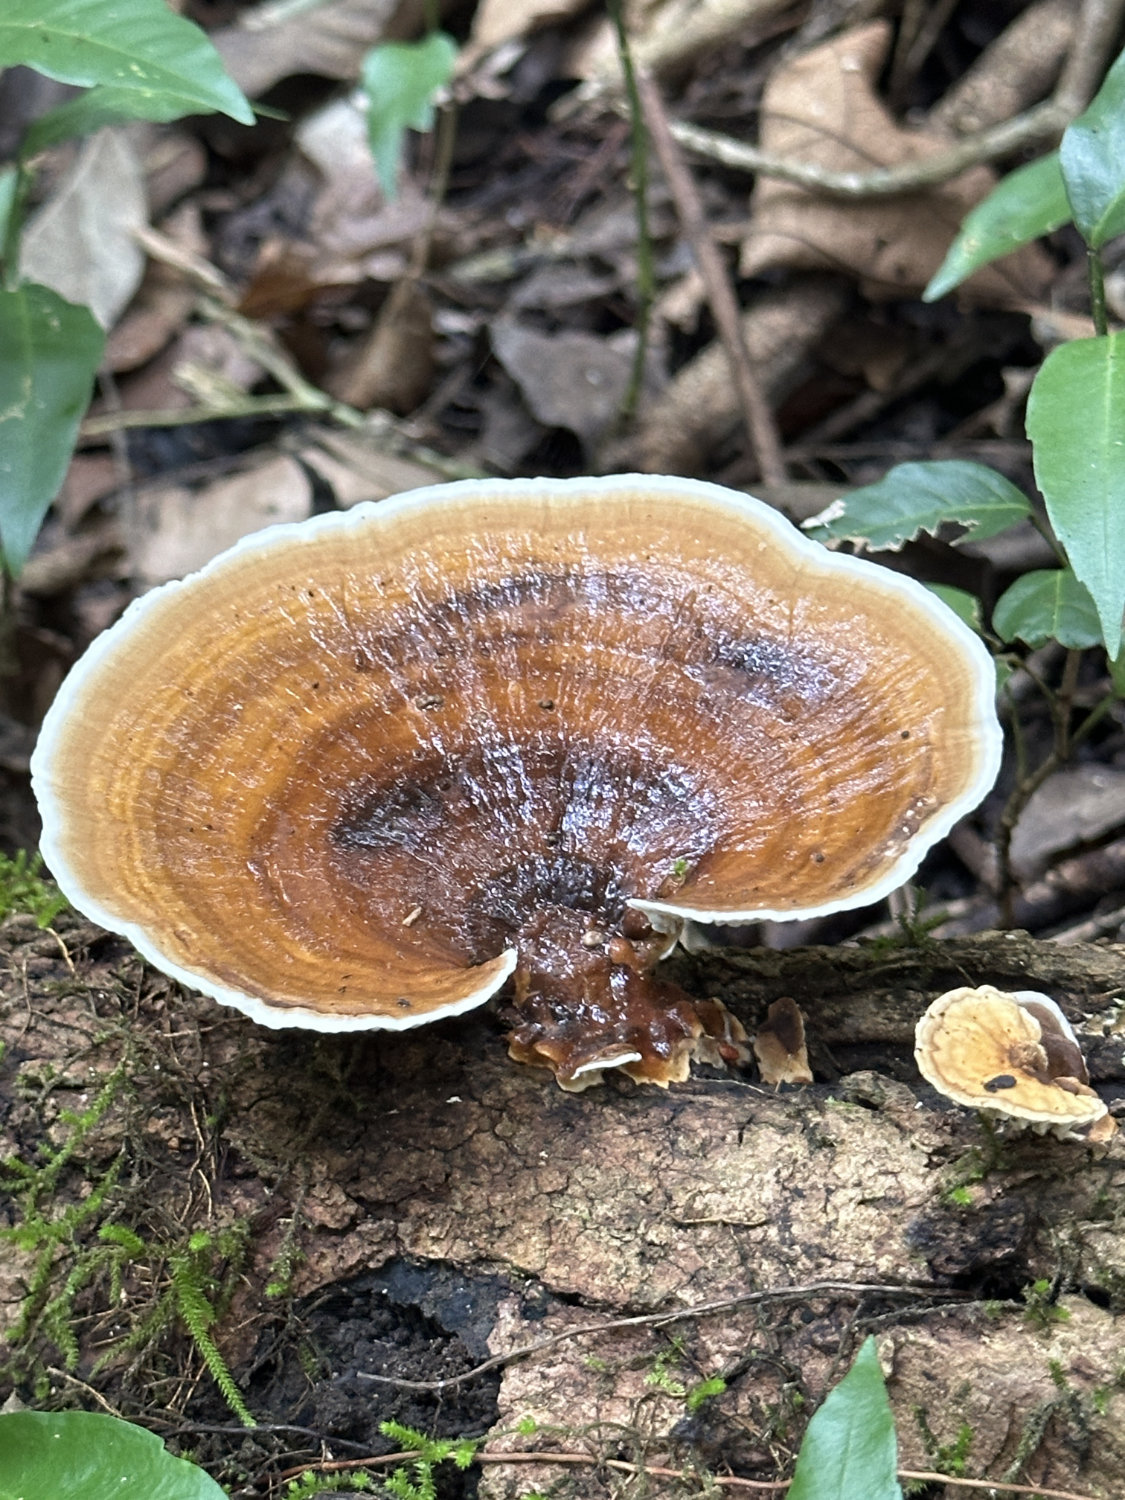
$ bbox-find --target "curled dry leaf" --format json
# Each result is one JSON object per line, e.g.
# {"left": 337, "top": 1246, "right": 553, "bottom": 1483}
{"left": 752, "top": 996, "right": 813, "bottom": 1086}
{"left": 740, "top": 22, "right": 1053, "bottom": 305}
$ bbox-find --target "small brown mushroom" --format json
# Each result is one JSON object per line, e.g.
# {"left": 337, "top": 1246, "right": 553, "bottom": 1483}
{"left": 752, "top": 997, "right": 814, "bottom": 1087}
{"left": 914, "top": 985, "right": 1115, "bottom": 1142}
{"left": 33, "top": 475, "right": 1001, "bottom": 1089}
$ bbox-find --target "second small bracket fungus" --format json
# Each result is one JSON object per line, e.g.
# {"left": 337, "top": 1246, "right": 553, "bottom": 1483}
{"left": 915, "top": 985, "right": 1116, "bottom": 1143}
{"left": 32, "top": 475, "right": 1002, "bottom": 1090}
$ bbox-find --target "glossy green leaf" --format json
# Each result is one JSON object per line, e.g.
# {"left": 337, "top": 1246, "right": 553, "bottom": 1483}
{"left": 0, "top": 283, "right": 104, "bottom": 576}
{"left": 787, "top": 1338, "right": 902, "bottom": 1500}
{"left": 992, "top": 568, "right": 1104, "bottom": 649}
{"left": 802, "top": 461, "right": 1031, "bottom": 551}
{"left": 924, "top": 153, "right": 1071, "bottom": 301}
{"left": 362, "top": 31, "right": 458, "bottom": 199}
{"left": 0, "top": 1411, "right": 228, "bottom": 1500}
{"left": 1026, "top": 333, "right": 1125, "bottom": 654}
{"left": 0, "top": 0, "right": 252, "bottom": 129}
{"left": 1060, "top": 44, "right": 1125, "bottom": 247}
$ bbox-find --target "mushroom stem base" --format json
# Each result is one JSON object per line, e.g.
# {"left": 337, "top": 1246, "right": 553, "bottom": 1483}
{"left": 500, "top": 908, "right": 749, "bottom": 1090}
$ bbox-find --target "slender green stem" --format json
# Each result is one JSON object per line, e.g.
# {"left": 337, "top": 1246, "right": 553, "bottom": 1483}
{"left": 1088, "top": 246, "right": 1108, "bottom": 336}
{"left": 608, "top": 0, "right": 653, "bottom": 425}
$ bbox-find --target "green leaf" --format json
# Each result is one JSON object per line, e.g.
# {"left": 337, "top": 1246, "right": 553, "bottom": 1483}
{"left": 0, "top": 0, "right": 252, "bottom": 129}
{"left": 1026, "top": 333, "right": 1125, "bottom": 655}
{"left": 787, "top": 1338, "right": 902, "bottom": 1500}
{"left": 1060, "top": 44, "right": 1125, "bottom": 248}
{"left": 0, "top": 166, "right": 17, "bottom": 247}
{"left": 0, "top": 1411, "right": 228, "bottom": 1500}
{"left": 362, "top": 31, "right": 458, "bottom": 199}
{"left": 26, "top": 85, "right": 228, "bottom": 155}
{"left": 927, "top": 583, "right": 983, "bottom": 632}
{"left": 802, "top": 461, "right": 1032, "bottom": 551}
{"left": 992, "top": 568, "right": 1104, "bottom": 649}
{"left": 924, "top": 153, "right": 1071, "bottom": 301}
{"left": 0, "top": 283, "right": 105, "bottom": 576}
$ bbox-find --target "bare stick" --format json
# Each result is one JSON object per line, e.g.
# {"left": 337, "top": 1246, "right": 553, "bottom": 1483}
{"left": 636, "top": 65, "right": 786, "bottom": 487}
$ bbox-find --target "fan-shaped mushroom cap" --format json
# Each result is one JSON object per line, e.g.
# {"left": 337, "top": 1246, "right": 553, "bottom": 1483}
{"left": 915, "top": 985, "right": 1114, "bottom": 1141}
{"left": 33, "top": 475, "right": 1001, "bottom": 1086}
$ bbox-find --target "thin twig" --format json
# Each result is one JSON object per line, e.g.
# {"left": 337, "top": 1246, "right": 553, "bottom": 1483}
{"left": 152, "top": 1419, "right": 377, "bottom": 1455}
{"left": 80, "top": 394, "right": 328, "bottom": 438}
{"left": 278, "top": 1449, "right": 787, "bottom": 1490}
{"left": 661, "top": 98, "right": 1068, "bottom": 197}
{"left": 270, "top": 1447, "right": 1102, "bottom": 1500}
{"left": 608, "top": 0, "right": 655, "bottom": 425}
{"left": 899, "top": 1473, "right": 1099, "bottom": 1500}
{"left": 635, "top": 64, "right": 785, "bottom": 486}
{"left": 354, "top": 1281, "right": 962, "bottom": 1393}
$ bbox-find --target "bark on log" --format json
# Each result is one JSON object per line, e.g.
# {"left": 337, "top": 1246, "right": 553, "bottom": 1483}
{"left": 2, "top": 913, "right": 1123, "bottom": 1498}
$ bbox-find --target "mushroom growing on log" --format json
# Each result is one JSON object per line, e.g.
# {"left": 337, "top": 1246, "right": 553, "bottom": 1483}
{"left": 915, "top": 985, "right": 1116, "bottom": 1143}
{"left": 32, "top": 475, "right": 1001, "bottom": 1089}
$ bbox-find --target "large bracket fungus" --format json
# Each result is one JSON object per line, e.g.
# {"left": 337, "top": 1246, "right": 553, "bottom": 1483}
{"left": 33, "top": 475, "right": 1002, "bottom": 1089}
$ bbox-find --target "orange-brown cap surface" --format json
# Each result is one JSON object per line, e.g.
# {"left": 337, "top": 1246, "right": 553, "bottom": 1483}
{"left": 914, "top": 985, "right": 1113, "bottom": 1140}
{"left": 33, "top": 475, "right": 1002, "bottom": 1085}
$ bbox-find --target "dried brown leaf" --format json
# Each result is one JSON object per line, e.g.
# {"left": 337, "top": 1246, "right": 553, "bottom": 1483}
{"left": 324, "top": 278, "right": 435, "bottom": 413}
{"left": 298, "top": 430, "right": 447, "bottom": 508}
{"left": 491, "top": 318, "right": 638, "bottom": 454}
{"left": 103, "top": 205, "right": 207, "bottom": 374}
{"left": 467, "top": 0, "right": 594, "bottom": 58}
{"left": 214, "top": 0, "right": 411, "bottom": 96}
{"left": 740, "top": 22, "right": 1053, "bottom": 304}
{"left": 127, "top": 454, "right": 312, "bottom": 586}
{"left": 1010, "top": 768, "right": 1125, "bottom": 882}
{"left": 21, "top": 128, "right": 148, "bottom": 330}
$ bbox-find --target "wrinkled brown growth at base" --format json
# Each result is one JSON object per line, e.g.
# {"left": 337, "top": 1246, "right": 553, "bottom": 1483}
{"left": 501, "top": 906, "right": 714, "bottom": 1089}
